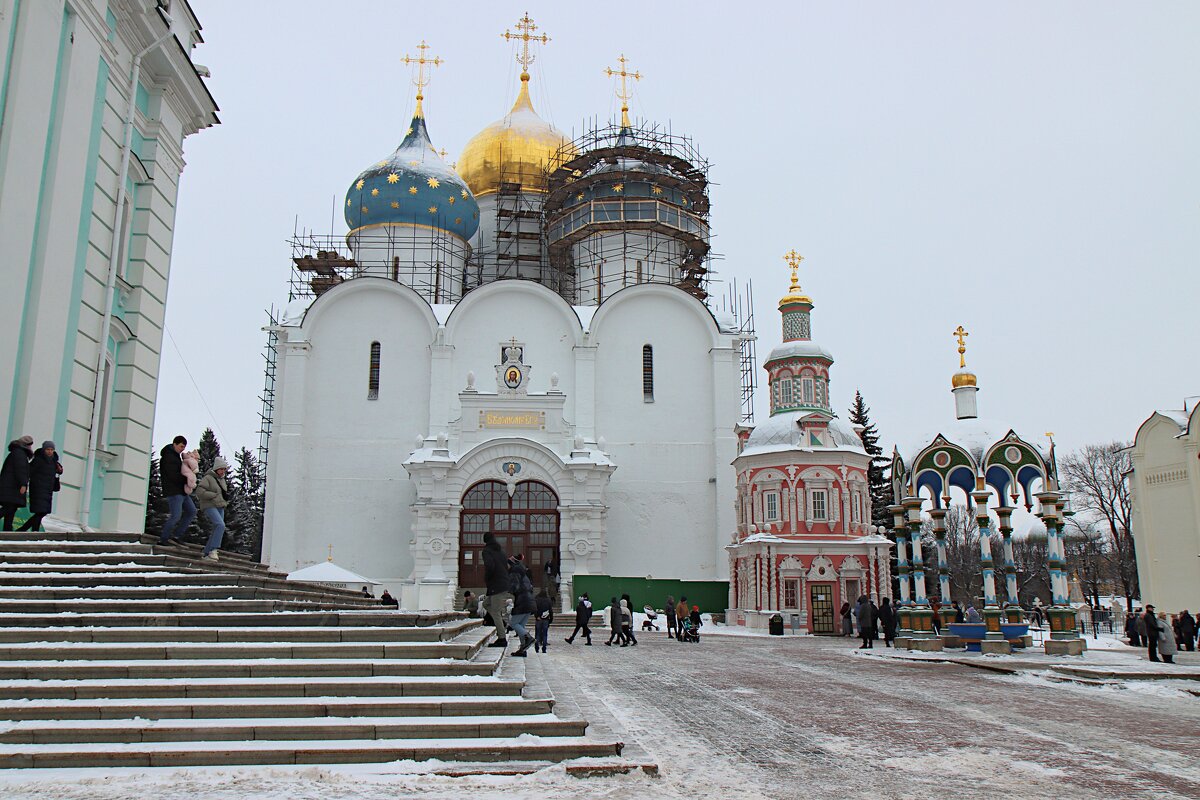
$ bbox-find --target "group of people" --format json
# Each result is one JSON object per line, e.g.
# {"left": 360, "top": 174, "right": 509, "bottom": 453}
{"left": 839, "top": 595, "right": 899, "bottom": 648}
{"left": 156, "top": 435, "right": 229, "bottom": 560}
{"left": 473, "top": 532, "right": 554, "bottom": 658}
{"left": 1125, "top": 606, "right": 1195, "bottom": 664}
{"left": 0, "top": 436, "right": 62, "bottom": 531}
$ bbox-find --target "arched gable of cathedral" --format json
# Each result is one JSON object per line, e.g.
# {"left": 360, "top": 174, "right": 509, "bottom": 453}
{"left": 587, "top": 282, "right": 723, "bottom": 349}
{"left": 299, "top": 276, "right": 439, "bottom": 339}
{"left": 443, "top": 280, "right": 585, "bottom": 348}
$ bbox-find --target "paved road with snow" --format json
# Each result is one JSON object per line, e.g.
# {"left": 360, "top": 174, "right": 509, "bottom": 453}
{"left": 542, "top": 630, "right": 1200, "bottom": 799}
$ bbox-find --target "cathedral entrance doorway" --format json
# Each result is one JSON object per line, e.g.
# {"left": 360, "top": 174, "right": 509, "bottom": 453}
{"left": 459, "top": 480, "right": 560, "bottom": 590}
{"left": 809, "top": 583, "right": 835, "bottom": 634}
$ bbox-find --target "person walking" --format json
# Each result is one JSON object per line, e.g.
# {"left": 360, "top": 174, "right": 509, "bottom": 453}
{"left": 665, "top": 595, "right": 677, "bottom": 640}
{"left": 509, "top": 558, "right": 536, "bottom": 657}
{"left": 0, "top": 435, "right": 34, "bottom": 531}
{"left": 878, "top": 597, "right": 896, "bottom": 647}
{"left": 1155, "top": 612, "right": 1177, "bottom": 664}
{"left": 605, "top": 597, "right": 624, "bottom": 646}
{"left": 565, "top": 593, "right": 593, "bottom": 645}
{"left": 856, "top": 595, "right": 876, "bottom": 649}
{"left": 840, "top": 601, "right": 853, "bottom": 637}
{"left": 481, "top": 533, "right": 511, "bottom": 648}
{"left": 689, "top": 605, "right": 702, "bottom": 636}
{"left": 534, "top": 588, "right": 554, "bottom": 653}
{"left": 621, "top": 593, "right": 638, "bottom": 646}
{"left": 17, "top": 441, "right": 62, "bottom": 532}
{"left": 193, "top": 456, "right": 230, "bottom": 560}
{"left": 675, "top": 596, "right": 690, "bottom": 643}
{"left": 930, "top": 601, "right": 942, "bottom": 636}
{"left": 1125, "top": 612, "right": 1141, "bottom": 647}
{"left": 1143, "top": 605, "right": 1160, "bottom": 662}
{"left": 1179, "top": 610, "right": 1196, "bottom": 652}
{"left": 619, "top": 598, "right": 634, "bottom": 646}
{"left": 158, "top": 436, "right": 197, "bottom": 545}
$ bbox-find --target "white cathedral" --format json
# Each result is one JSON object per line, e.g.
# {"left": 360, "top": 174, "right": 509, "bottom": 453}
{"left": 262, "top": 23, "right": 749, "bottom": 611}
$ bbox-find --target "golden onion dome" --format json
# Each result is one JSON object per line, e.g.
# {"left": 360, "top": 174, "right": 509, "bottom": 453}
{"left": 457, "top": 75, "right": 576, "bottom": 197}
{"left": 952, "top": 369, "right": 978, "bottom": 389}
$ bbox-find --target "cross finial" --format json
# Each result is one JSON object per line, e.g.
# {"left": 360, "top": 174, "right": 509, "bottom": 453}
{"left": 503, "top": 12, "right": 550, "bottom": 80}
{"left": 783, "top": 249, "right": 804, "bottom": 292}
{"left": 953, "top": 325, "right": 969, "bottom": 368}
{"left": 605, "top": 54, "right": 642, "bottom": 128}
{"left": 327, "top": 544, "right": 333, "bottom": 562}
{"left": 401, "top": 40, "right": 444, "bottom": 113}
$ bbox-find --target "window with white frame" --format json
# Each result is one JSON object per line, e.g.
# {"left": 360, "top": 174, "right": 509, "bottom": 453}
{"left": 784, "top": 579, "right": 799, "bottom": 609}
{"left": 851, "top": 492, "right": 861, "bottom": 523}
{"left": 779, "top": 375, "right": 793, "bottom": 406}
{"left": 764, "top": 491, "right": 779, "bottom": 521}
{"left": 802, "top": 376, "right": 814, "bottom": 403}
{"left": 811, "top": 489, "right": 827, "bottom": 520}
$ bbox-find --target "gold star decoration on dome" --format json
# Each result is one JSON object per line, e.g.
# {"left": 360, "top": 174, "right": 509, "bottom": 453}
{"left": 370, "top": 188, "right": 379, "bottom": 196}
{"left": 613, "top": 183, "right": 624, "bottom": 193}
{"left": 355, "top": 179, "right": 365, "bottom": 190}
{"left": 605, "top": 54, "right": 642, "bottom": 128}
{"left": 502, "top": 13, "right": 549, "bottom": 79}
{"left": 377, "top": 161, "right": 388, "bottom": 168}
{"left": 427, "top": 177, "right": 440, "bottom": 188}
{"left": 406, "top": 127, "right": 413, "bottom": 137}
{"left": 408, "top": 186, "right": 418, "bottom": 195}
{"left": 408, "top": 160, "right": 419, "bottom": 166}
{"left": 346, "top": 198, "right": 352, "bottom": 207}
{"left": 428, "top": 205, "right": 438, "bottom": 214}
{"left": 391, "top": 201, "right": 400, "bottom": 209}
{"left": 386, "top": 173, "right": 399, "bottom": 184}
{"left": 652, "top": 185, "right": 663, "bottom": 195}
{"left": 401, "top": 40, "right": 443, "bottom": 112}
{"left": 438, "top": 148, "right": 447, "bottom": 159}
{"left": 460, "top": 189, "right": 468, "bottom": 199}
{"left": 448, "top": 196, "right": 455, "bottom": 205}
{"left": 576, "top": 193, "right": 584, "bottom": 201}
{"left": 360, "top": 205, "right": 369, "bottom": 213}
{"left": 454, "top": 217, "right": 462, "bottom": 225}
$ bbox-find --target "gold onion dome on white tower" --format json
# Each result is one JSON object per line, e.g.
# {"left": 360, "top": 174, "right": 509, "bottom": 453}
{"left": 456, "top": 13, "right": 576, "bottom": 196}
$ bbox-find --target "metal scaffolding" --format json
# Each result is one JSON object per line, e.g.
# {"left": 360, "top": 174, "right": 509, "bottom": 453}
{"left": 716, "top": 278, "right": 758, "bottom": 424}
{"left": 257, "top": 306, "right": 279, "bottom": 468}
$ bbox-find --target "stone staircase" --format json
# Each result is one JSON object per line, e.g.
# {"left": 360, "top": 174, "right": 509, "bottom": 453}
{"left": 0, "top": 530, "right": 624, "bottom": 769}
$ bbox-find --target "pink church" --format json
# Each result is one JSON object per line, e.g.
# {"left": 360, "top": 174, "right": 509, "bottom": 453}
{"left": 726, "top": 256, "right": 892, "bottom": 633}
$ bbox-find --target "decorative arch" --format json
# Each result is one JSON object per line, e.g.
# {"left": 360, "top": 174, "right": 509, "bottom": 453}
{"left": 443, "top": 279, "right": 585, "bottom": 347}
{"left": 807, "top": 555, "right": 836, "bottom": 581}
{"left": 588, "top": 282, "right": 724, "bottom": 349}
{"left": 299, "top": 275, "right": 439, "bottom": 337}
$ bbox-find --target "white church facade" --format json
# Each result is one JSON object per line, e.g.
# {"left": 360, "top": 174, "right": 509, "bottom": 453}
{"left": 262, "top": 23, "right": 745, "bottom": 610}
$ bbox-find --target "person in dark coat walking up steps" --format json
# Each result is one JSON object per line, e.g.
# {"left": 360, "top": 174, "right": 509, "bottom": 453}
{"left": 158, "top": 436, "right": 197, "bottom": 545}
{"left": 18, "top": 441, "right": 62, "bottom": 531}
{"left": 565, "top": 593, "right": 593, "bottom": 644}
{"left": 481, "top": 533, "right": 511, "bottom": 647}
{"left": 0, "top": 436, "right": 34, "bottom": 531}
{"left": 534, "top": 588, "right": 554, "bottom": 653}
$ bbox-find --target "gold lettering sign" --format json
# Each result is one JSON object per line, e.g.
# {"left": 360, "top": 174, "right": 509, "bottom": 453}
{"left": 481, "top": 411, "right": 544, "bottom": 428}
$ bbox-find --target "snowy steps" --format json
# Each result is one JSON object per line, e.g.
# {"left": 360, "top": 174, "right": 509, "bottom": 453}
{"left": 0, "top": 530, "right": 625, "bottom": 770}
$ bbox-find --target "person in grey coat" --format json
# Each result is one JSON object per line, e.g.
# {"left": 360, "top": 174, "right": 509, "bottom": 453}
{"left": 1154, "top": 613, "right": 1177, "bottom": 664}
{"left": 193, "top": 457, "right": 230, "bottom": 560}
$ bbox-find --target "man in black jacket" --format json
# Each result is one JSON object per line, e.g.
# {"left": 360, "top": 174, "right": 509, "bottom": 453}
{"left": 481, "top": 532, "right": 511, "bottom": 647}
{"left": 565, "top": 593, "right": 593, "bottom": 645}
{"left": 157, "top": 435, "right": 196, "bottom": 545}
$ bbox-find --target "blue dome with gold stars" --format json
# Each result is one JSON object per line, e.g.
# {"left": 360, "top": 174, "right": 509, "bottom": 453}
{"left": 345, "top": 109, "right": 479, "bottom": 242}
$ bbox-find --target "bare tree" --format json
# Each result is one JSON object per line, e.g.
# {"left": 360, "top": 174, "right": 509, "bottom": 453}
{"left": 919, "top": 506, "right": 987, "bottom": 605}
{"left": 1012, "top": 528, "right": 1051, "bottom": 607}
{"left": 1060, "top": 442, "right": 1139, "bottom": 609}
{"left": 1063, "top": 518, "right": 1107, "bottom": 607}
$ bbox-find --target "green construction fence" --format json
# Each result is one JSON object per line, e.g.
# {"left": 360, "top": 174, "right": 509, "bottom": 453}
{"left": 569, "top": 575, "right": 729, "bottom": 615}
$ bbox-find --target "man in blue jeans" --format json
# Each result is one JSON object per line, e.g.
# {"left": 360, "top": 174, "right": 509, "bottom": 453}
{"left": 158, "top": 435, "right": 196, "bottom": 545}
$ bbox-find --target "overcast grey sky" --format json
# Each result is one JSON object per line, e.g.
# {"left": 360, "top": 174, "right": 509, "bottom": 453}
{"left": 155, "top": 1, "right": 1200, "bottom": 461}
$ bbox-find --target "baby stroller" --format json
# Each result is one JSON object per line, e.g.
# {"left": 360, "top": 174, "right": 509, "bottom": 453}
{"left": 679, "top": 617, "right": 701, "bottom": 643}
{"left": 641, "top": 606, "right": 660, "bottom": 631}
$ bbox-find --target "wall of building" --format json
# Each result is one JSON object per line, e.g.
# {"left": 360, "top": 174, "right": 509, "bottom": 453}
{"left": 1130, "top": 409, "right": 1200, "bottom": 613}
{"left": 0, "top": 0, "right": 216, "bottom": 530}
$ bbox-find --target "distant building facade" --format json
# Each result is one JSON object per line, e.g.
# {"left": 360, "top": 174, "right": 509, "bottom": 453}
{"left": 1129, "top": 397, "right": 1200, "bottom": 614}
{"left": 0, "top": 0, "right": 218, "bottom": 529}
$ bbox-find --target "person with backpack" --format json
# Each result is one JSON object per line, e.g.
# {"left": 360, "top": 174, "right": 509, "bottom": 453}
{"left": 534, "top": 588, "right": 554, "bottom": 653}
{"left": 565, "top": 593, "right": 593, "bottom": 645}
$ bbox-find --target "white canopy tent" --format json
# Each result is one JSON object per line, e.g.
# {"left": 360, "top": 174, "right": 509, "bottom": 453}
{"left": 286, "top": 560, "right": 381, "bottom": 589}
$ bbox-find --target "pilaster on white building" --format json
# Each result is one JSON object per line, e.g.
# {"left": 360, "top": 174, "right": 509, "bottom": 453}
{"left": 0, "top": 0, "right": 218, "bottom": 530}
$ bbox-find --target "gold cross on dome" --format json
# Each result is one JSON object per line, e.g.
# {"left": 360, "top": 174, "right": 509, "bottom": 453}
{"left": 402, "top": 40, "right": 443, "bottom": 107}
{"left": 503, "top": 13, "right": 550, "bottom": 78}
{"left": 605, "top": 54, "right": 642, "bottom": 127}
{"left": 783, "top": 249, "right": 804, "bottom": 292}
{"left": 953, "top": 325, "right": 969, "bottom": 368}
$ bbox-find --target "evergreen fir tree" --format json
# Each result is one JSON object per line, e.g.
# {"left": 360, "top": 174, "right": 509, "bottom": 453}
{"left": 228, "top": 447, "right": 266, "bottom": 560}
{"left": 143, "top": 457, "right": 168, "bottom": 536}
{"left": 848, "top": 391, "right": 891, "bottom": 528}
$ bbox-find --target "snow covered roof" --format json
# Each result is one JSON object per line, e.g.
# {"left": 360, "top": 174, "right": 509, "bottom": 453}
{"left": 896, "top": 416, "right": 1048, "bottom": 467}
{"left": 287, "top": 561, "right": 381, "bottom": 586}
{"left": 764, "top": 340, "right": 834, "bottom": 364}
{"left": 740, "top": 411, "right": 867, "bottom": 458}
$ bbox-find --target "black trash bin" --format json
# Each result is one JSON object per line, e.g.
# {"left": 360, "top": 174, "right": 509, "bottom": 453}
{"left": 769, "top": 613, "right": 784, "bottom": 636}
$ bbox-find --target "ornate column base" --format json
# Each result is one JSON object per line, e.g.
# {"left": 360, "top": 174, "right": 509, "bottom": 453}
{"left": 908, "top": 637, "right": 945, "bottom": 652}
{"left": 908, "top": 607, "right": 934, "bottom": 639}
{"left": 980, "top": 639, "right": 1012, "bottom": 655}
{"left": 1004, "top": 607, "right": 1024, "bottom": 625}
{"left": 897, "top": 607, "right": 913, "bottom": 636}
{"left": 1047, "top": 607, "right": 1081, "bottom": 641}
{"left": 1044, "top": 638, "right": 1086, "bottom": 656}
{"left": 983, "top": 607, "right": 1005, "bottom": 639}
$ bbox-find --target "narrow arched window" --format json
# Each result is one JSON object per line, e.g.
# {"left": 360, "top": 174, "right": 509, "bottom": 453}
{"left": 642, "top": 344, "right": 654, "bottom": 402}
{"left": 367, "top": 341, "right": 381, "bottom": 400}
